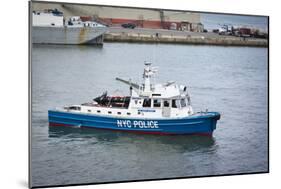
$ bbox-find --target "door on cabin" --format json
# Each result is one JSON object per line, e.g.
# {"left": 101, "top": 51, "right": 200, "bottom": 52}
{"left": 162, "top": 100, "right": 171, "bottom": 117}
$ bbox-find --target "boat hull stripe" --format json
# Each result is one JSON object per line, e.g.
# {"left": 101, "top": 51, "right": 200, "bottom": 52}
{"left": 48, "top": 110, "right": 220, "bottom": 135}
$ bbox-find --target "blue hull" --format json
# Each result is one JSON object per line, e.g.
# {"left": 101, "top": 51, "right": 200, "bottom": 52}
{"left": 48, "top": 110, "right": 220, "bottom": 135}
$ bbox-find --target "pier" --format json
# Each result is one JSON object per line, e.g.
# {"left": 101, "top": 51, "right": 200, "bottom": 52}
{"left": 104, "top": 27, "right": 268, "bottom": 47}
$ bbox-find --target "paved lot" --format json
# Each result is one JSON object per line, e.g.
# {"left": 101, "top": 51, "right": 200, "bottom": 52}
{"left": 108, "top": 27, "right": 230, "bottom": 38}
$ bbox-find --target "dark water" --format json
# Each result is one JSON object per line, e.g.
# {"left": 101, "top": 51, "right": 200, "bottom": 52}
{"left": 202, "top": 13, "right": 268, "bottom": 32}
{"left": 31, "top": 43, "right": 268, "bottom": 187}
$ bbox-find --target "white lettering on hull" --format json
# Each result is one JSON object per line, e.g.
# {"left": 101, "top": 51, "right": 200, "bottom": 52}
{"left": 117, "top": 120, "right": 159, "bottom": 129}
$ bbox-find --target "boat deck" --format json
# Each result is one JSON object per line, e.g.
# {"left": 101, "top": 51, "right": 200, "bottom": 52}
{"left": 81, "top": 101, "right": 129, "bottom": 109}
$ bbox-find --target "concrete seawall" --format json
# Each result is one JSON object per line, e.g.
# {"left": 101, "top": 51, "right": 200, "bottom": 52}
{"left": 104, "top": 32, "right": 268, "bottom": 47}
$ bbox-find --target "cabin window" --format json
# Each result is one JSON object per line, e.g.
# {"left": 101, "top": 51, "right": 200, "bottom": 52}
{"left": 143, "top": 99, "right": 151, "bottom": 108}
{"left": 127, "top": 112, "right": 131, "bottom": 115}
{"left": 172, "top": 99, "right": 181, "bottom": 108}
{"left": 153, "top": 99, "right": 161, "bottom": 108}
{"left": 117, "top": 112, "right": 121, "bottom": 115}
{"left": 69, "top": 106, "right": 81, "bottom": 111}
{"left": 88, "top": 109, "right": 91, "bottom": 112}
{"left": 180, "top": 98, "right": 187, "bottom": 107}
{"left": 172, "top": 100, "right": 177, "bottom": 108}
{"left": 172, "top": 100, "right": 176, "bottom": 108}
{"left": 163, "top": 100, "right": 170, "bottom": 107}
{"left": 108, "top": 111, "right": 112, "bottom": 114}
{"left": 97, "top": 110, "right": 101, "bottom": 113}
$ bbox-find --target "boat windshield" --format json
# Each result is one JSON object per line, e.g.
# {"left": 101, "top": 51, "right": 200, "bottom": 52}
{"left": 153, "top": 99, "right": 161, "bottom": 108}
{"left": 143, "top": 98, "right": 151, "bottom": 107}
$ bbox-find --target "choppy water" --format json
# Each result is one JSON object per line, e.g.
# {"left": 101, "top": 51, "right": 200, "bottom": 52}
{"left": 31, "top": 43, "right": 268, "bottom": 187}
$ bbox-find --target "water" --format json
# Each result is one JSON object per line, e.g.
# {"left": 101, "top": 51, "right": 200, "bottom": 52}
{"left": 31, "top": 43, "right": 268, "bottom": 187}
{"left": 201, "top": 13, "right": 268, "bottom": 32}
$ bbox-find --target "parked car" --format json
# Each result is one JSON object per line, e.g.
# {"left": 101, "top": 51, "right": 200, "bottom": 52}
{"left": 121, "top": 23, "right": 136, "bottom": 29}
{"left": 212, "top": 29, "right": 219, "bottom": 33}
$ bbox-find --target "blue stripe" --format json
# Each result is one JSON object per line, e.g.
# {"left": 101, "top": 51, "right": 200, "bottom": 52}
{"left": 48, "top": 110, "right": 220, "bottom": 135}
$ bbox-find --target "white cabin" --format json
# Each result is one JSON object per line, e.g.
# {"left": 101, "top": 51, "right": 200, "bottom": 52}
{"left": 32, "top": 10, "right": 63, "bottom": 27}
{"left": 32, "top": 10, "right": 106, "bottom": 28}
{"left": 64, "top": 63, "right": 194, "bottom": 119}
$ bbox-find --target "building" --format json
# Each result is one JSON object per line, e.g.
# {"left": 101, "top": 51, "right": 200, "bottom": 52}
{"left": 32, "top": 2, "right": 203, "bottom": 31}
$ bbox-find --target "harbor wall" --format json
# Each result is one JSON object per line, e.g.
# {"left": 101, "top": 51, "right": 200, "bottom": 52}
{"left": 104, "top": 32, "right": 268, "bottom": 47}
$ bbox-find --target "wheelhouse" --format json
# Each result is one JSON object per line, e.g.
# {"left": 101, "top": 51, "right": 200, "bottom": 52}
{"left": 129, "top": 96, "right": 191, "bottom": 109}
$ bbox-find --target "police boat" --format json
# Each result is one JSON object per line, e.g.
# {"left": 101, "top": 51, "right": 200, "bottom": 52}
{"left": 48, "top": 62, "right": 220, "bottom": 135}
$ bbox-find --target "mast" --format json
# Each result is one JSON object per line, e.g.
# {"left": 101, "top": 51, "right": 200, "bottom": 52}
{"left": 143, "top": 62, "right": 157, "bottom": 93}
